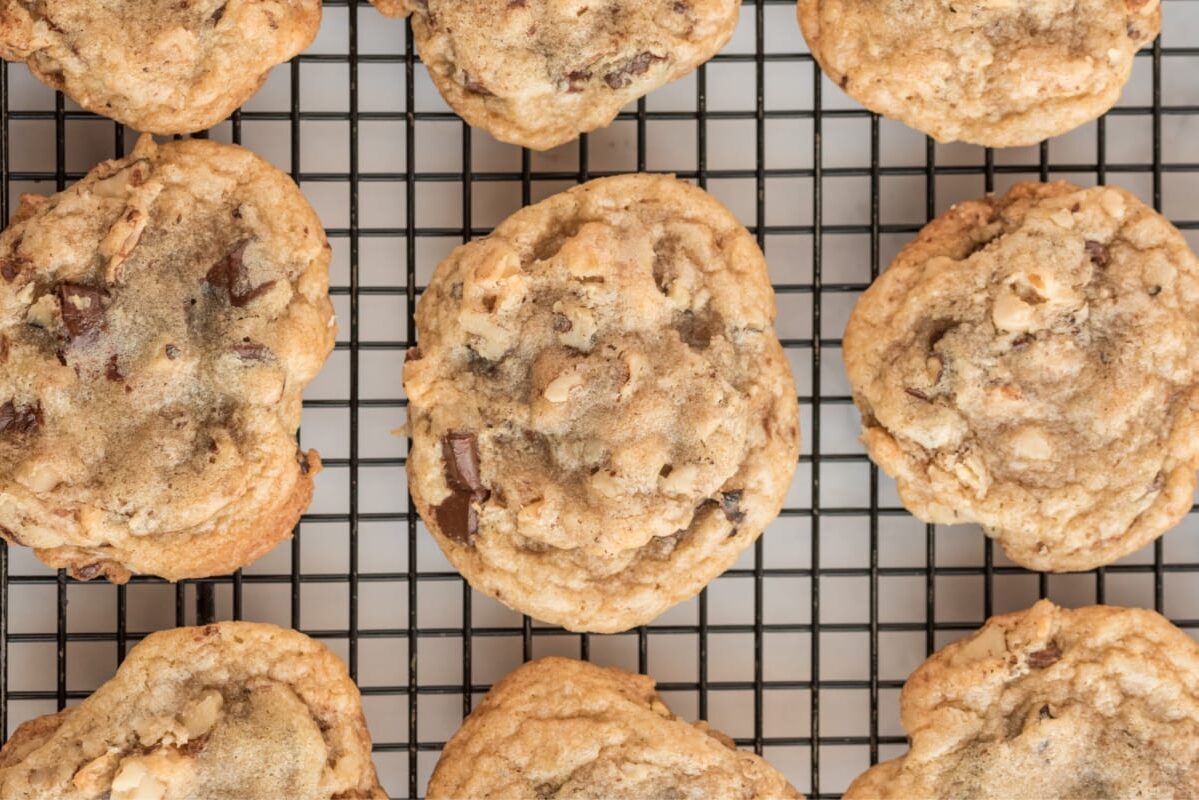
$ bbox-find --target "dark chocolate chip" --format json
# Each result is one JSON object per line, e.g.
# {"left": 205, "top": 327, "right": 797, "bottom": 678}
{"left": 58, "top": 283, "right": 108, "bottom": 340}
{"left": 463, "top": 73, "right": 493, "bottom": 96}
{"left": 0, "top": 258, "right": 20, "bottom": 282}
{"left": 443, "top": 432, "right": 485, "bottom": 494}
{"left": 1011, "top": 333, "right": 1034, "bottom": 351}
{"left": 405, "top": 346, "right": 422, "bottom": 363}
{"left": 673, "top": 1, "right": 689, "bottom": 11}
{"left": 904, "top": 387, "right": 931, "bottom": 402}
{"left": 564, "top": 70, "right": 591, "bottom": 92}
{"left": 297, "top": 450, "right": 311, "bottom": 474}
{"left": 1084, "top": 240, "right": 1109, "bottom": 268}
{"left": 603, "top": 52, "right": 665, "bottom": 89}
{"left": 1149, "top": 285, "right": 1162, "bottom": 297}
{"left": 232, "top": 341, "right": 273, "bottom": 361}
{"left": 0, "top": 400, "right": 42, "bottom": 434}
{"left": 165, "top": 344, "right": 180, "bottom": 360}
{"left": 721, "top": 490, "right": 746, "bottom": 524}
{"left": 435, "top": 489, "right": 479, "bottom": 544}
{"left": 552, "top": 313, "right": 573, "bottom": 332}
{"left": 206, "top": 242, "right": 276, "bottom": 307}
{"left": 1027, "top": 643, "right": 1062, "bottom": 669}
{"left": 0, "top": 525, "right": 23, "bottom": 546}
{"left": 181, "top": 736, "right": 209, "bottom": 757}
{"left": 105, "top": 354, "right": 123, "bottom": 382}
{"left": 839, "top": 74, "right": 849, "bottom": 89}
{"left": 73, "top": 563, "right": 103, "bottom": 581}
{"left": 211, "top": 2, "right": 227, "bottom": 23}
{"left": 1039, "top": 704, "right": 1055, "bottom": 720}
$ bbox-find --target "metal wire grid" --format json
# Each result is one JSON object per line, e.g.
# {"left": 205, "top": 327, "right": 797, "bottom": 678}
{"left": 0, "top": 1, "right": 1197, "bottom": 797}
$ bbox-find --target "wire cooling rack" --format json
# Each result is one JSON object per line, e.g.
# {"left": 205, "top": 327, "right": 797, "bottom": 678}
{"left": 1, "top": 1, "right": 1198, "bottom": 798}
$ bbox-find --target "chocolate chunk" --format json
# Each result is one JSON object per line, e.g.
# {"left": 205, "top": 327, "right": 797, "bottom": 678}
{"left": 721, "top": 490, "right": 746, "bottom": 524}
{"left": 1011, "top": 333, "right": 1034, "bottom": 351}
{"left": 0, "top": 525, "right": 23, "bottom": 546}
{"left": 0, "top": 258, "right": 20, "bottom": 282}
{"left": 0, "top": 400, "right": 42, "bottom": 434}
{"left": 105, "top": 354, "right": 123, "bottom": 382}
{"left": 165, "top": 343, "right": 180, "bottom": 360}
{"left": 435, "top": 432, "right": 490, "bottom": 544}
{"left": 435, "top": 489, "right": 479, "bottom": 544}
{"left": 463, "top": 73, "right": 493, "bottom": 96}
{"left": 564, "top": 70, "right": 591, "bottom": 93}
{"left": 181, "top": 736, "right": 209, "bottom": 757}
{"left": 211, "top": 2, "right": 227, "bottom": 23}
{"left": 1027, "top": 643, "right": 1062, "bottom": 669}
{"left": 1148, "top": 285, "right": 1162, "bottom": 297}
{"left": 405, "top": 346, "right": 422, "bottom": 363}
{"left": 552, "top": 313, "right": 573, "bottom": 332}
{"left": 232, "top": 341, "right": 273, "bottom": 361}
{"left": 206, "top": 242, "right": 276, "bottom": 307}
{"left": 58, "top": 283, "right": 108, "bottom": 340}
{"left": 904, "top": 387, "right": 931, "bottom": 402}
{"left": 1084, "top": 240, "right": 1109, "bottom": 268}
{"left": 73, "top": 563, "right": 103, "bottom": 581}
{"left": 673, "top": 1, "right": 689, "bottom": 11}
{"left": 443, "top": 432, "right": 485, "bottom": 494}
{"left": 297, "top": 449, "right": 310, "bottom": 474}
{"left": 603, "top": 52, "right": 665, "bottom": 90}
{"left": 1039, "top": 704, "right": 1055, "bottom": 720}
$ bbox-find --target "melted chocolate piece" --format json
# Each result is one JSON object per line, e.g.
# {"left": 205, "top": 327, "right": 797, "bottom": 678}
{"left": 1084, "top": 240, "right": 1109, "bottom": 268}
{"left": 435, "top": 432, "right": 490, "bottom": 544}
{"left": 232, "top": 341, "right": 273, "bottom": 361}
{"left": 0, "top": 400, "right": 42, "bottom": 434}
{"left": 1027, "top": 643, "right": 1062, "bottom": 669}
{"left": 58, "top": 283, "right": 108, "bottom": 340}
{"left": 721, "top": 490, "right": 746, "bottom": 524}
{"left": 106, "top": 354, "right": 123, "bottom": 382}
{"left": 603, "top": 52, "right": 665, "bottom": 89}
{"left": 206, "top": 242, "right": 277, "bottom": 308}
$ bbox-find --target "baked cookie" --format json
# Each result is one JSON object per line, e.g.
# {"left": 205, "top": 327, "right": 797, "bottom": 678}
{"left": 404, "top": 174, "right": 799, "bottom": 632}
{"left": 797, "top": 0, "right": 1161, "bottom": 147}
{"left": 0, "top": 0, "right": 321, "bottom": 134}
{"left": 845, "top": 600, "right": 1199, "bottom": 798}
{"left": 0, "top": 135, "right": 335, "bottom": 582}
{"left": 428, "top": 657, "right": 801, "bottom": 799}
{"left": 0, "top": 622, "right": 386, "bottom": 799}
{"left": 844, "top": 182, "right": 1199, "bottom": 571}
{"left": 369, "top": 0, "right": 739, "bottom": 150}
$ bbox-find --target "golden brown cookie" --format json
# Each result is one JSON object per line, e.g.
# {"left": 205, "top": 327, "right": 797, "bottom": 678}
{"left": 798, "top": 0, "right": 1161, "bottom": 147}
{"left": 0, "top": 622, "right": 385, "bottom": 800}
{"left": 370, "top": 0, "right": 739, "bottom": 150}
{"left": 404, "top": 174, "right": 799, "bottom": 632}
{"left": 844, "top": 181, "right": 1199, "bottom": 571}
{"left": 428, "top": 657, "right": 801, "bottom": 799}
{"left": 0, "top": 0, "right": 321, "bottom": 134}
{"left": 0, "top": 135, "right": 335, "bottom": 582}
{"left": 845, "top": 601, "right": 1199, "bottom": 798}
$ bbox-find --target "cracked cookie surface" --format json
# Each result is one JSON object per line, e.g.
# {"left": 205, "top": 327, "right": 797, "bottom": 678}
{"left": 0, "top": 622, "right": 385, "bottom": 799}
{"left": 797, "top": 0, "right": 1161, "bottom": 147}
{"left": 428, "top": 657, "right": 801, "bottom": 799}
{"left": 0, "top": 0, "right": 320, "bottom": 134}
{"left": 404, "top": 174, "right": 799, "bottom": 632}
{"left": 845, "top": 600, "right": 1199, "bottom": 798}
{"left": 0, "top": 135, "right": 335, "bottom": 582}
{"left": 370, "top": 0, "right": 739, "bottom": 150}
{"left": 844, "top": 181, "right": 1199, "bottom": 571}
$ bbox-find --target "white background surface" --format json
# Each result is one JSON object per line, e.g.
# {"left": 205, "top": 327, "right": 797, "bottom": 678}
{"left": 2, "top": 1, "right": 1199, "bottom": 798}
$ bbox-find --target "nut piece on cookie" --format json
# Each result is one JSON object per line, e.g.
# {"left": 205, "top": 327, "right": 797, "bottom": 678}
{"left": 428, "top": 657, "right": 802, "bottom": 799}
{"left": 0, "top": 1, "right": 321, "bottom": 134}
{"left": 844, "top": 181, "right": 1199, "bottom": 572}
{"left": 369, "top": 0, "right": 740, "bottom": 150}
{"left": 404, "top": 174, "right": 799, "bottom": 632}
{"left": 0, "top": 134, "right": 335, "bottom": 582}
{"left": 0, "top": 622, "right": 386, "bottom": 799}
{"left": 844, "top": 601, "right": 1199, "bottom": 798}
{"left": 797, "top": 0, "right": 1161, "bottom": 147}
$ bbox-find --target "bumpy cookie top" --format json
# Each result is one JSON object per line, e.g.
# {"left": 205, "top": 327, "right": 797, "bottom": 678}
{"left": 405, "top": 174, "right": 798, "bottom": 632}
{"left": 844, "top": 182, "right": 1199, "bottom": 571}
{"left": 0, "top": 622, "right": 385, "bottom": 800}
{"left": 845, "top": 601, "right": 1199, "bottom": 798}
{"left": 0, "top": 135, "right": 334, "bottom": 582}
{"left": 428, "top": 657, "right": 801, "bottom": 799}
{"left": 797, "top": 0, "right": 1161, "bottom": 147}
{"left": 371, "top": 0, "right": 739, "bottom": 150}
{"left": 0, "top": 0, "right": 321, "bottom": 134}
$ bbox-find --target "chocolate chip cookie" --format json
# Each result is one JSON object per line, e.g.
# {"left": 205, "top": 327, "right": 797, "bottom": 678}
{"left": 844, "top": 181, "right": 1199, "bottom": 572}
{"left": 370, "top": 0, "right": 739, "bottom": 150}
{"left": 0, "top": 622, "right": 386, "bottom": 799}
{"left": 0, "top": 0, "right": 321, "bottom": 134}
{"left": 404, "top": 174, "right": 799, "bottom": 632}
{"left": 845, "top": 600, "right": 1199, "bottom": 798}
{"left": 428, "top": 657, "right": 801, "bottom": 799}
{"left": 0, "top": 135, "right": 335, "bottom": 582}
{"left": 798, "top": 0, "right": 1161, "bottom": 147}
